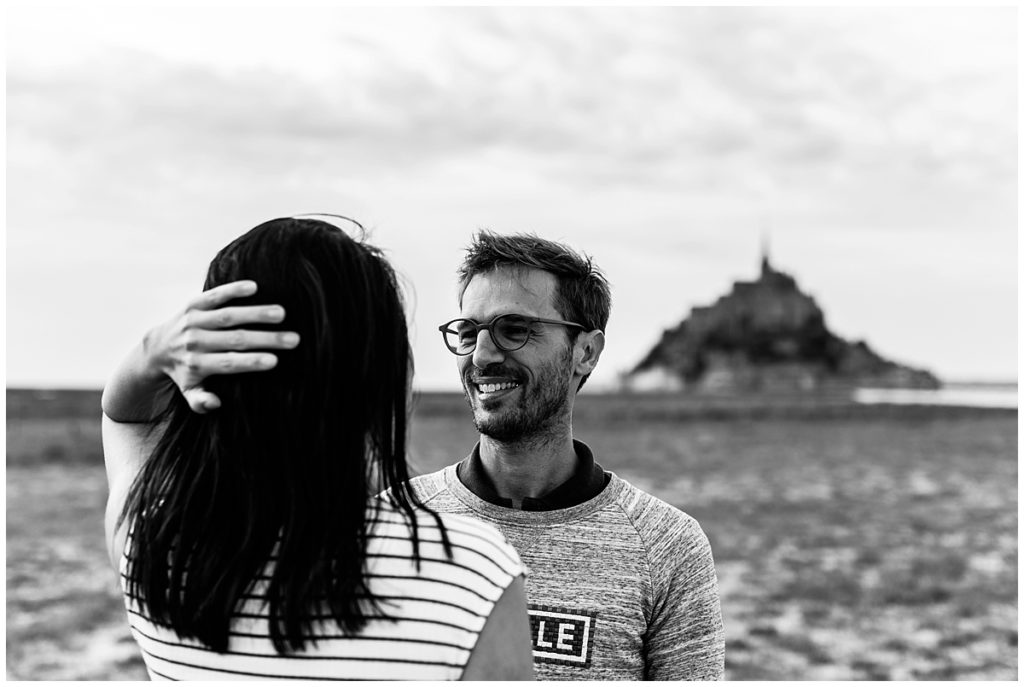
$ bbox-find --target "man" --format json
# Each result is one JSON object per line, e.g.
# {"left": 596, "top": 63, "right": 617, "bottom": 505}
{"left": 413, "top": 231, "right": 724, "bottom": 680}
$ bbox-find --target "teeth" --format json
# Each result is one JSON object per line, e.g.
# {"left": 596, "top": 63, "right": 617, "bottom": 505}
{"left": 477, "top": 381, "right": 520, "bottom": 393}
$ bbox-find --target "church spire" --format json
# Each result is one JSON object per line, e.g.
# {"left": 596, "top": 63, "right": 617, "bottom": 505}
{"left": 760, "top": 226, "right": 772, "bottom": 276}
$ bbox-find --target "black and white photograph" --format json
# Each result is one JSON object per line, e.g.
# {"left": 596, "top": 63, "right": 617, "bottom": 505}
{"left": 6, "top": 3, "right": 1017, "bottom": 680}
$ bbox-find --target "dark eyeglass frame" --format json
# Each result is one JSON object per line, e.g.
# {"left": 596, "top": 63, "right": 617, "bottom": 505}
{"left": 438, "top": 314, "right": 587, "bottom": 355}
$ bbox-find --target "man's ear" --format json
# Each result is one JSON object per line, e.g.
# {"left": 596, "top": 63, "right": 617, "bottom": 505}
{"left": 574, "top": 330, "right": 606, "bottom": 377}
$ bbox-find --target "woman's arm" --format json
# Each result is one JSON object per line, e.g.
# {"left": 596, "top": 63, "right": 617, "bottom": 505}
{"left": 102, "top": 280, "right": 299, "bottom": 568}
{"left": 103, "top": 414, "right": 158, "bottom": 567}
{"left": 461, "top": 574, "right": 534, "bottom": 681}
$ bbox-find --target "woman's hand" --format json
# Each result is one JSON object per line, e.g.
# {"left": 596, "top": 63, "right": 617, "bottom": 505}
{"left": 144, "top": 280, "right": 300, "bottom": 413}
{"left": 101, "top": 280, "right": 300, "bottom": 421}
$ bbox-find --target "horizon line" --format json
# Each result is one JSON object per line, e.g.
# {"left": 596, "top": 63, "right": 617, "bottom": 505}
{"left": 5, "top": 379, "right": 1020, "bottom": 394}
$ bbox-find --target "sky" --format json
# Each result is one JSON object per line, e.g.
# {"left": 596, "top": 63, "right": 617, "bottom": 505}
{"left": 6, "top": 4, "right": 1018, "bottom": 391}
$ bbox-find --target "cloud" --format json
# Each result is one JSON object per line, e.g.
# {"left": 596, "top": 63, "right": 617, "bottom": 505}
{"left": 10, "top": 7, "right": 1014, "bottom": 195}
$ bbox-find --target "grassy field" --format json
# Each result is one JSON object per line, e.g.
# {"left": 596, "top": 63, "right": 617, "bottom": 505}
{"left": 6, "top": 389, "right": 1018, "bottom": 679}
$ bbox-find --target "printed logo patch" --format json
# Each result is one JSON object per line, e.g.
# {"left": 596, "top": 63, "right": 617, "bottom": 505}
{"left": 528, "top": 605, "right": 598, "bottom": 667}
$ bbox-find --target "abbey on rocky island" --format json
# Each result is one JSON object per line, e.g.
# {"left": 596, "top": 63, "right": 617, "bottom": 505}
{"left": 625, "top": 253, "right": 940, "bottom": 393}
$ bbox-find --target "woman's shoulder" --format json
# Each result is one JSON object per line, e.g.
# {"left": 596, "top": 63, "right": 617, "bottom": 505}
{"left": 371, "top": 501, "right": 523, "bottom": 575}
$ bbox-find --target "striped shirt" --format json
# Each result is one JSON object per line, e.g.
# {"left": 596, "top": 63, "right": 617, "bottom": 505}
{"left": 119, "top": 502, "right": 525, "bottom": 680}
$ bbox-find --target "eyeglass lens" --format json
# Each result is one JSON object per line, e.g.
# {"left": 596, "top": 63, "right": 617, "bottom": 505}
{"left": 449, "top": 315, "right": 532, "bottom": 353}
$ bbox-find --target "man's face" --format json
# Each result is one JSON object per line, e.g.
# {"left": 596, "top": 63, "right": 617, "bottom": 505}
{"left": 457, "top": 267, "right": 577, "bottom": 442}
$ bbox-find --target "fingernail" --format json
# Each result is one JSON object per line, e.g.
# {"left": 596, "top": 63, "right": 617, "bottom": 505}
{"left": 262, "top": 355, "right": 278, "bottom": 367}
{"left": 267, "top": 307, "right": 285, "bottom": 320}
{"left": 282, "top": 333, "right": 300, "bottom": 346}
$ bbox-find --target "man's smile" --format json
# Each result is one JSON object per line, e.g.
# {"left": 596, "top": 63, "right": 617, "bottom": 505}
{"left": 470, "top": 376, "right": 522, "bottom": 398}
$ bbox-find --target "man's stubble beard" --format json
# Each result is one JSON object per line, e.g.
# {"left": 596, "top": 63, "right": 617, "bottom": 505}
{"left": 466, "top": 348, "right": 574, "bottom": 444}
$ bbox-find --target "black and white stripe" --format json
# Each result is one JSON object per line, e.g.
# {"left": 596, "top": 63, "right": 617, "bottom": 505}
{"left": 120, "top": 505, "right": 523, "bottom": 681}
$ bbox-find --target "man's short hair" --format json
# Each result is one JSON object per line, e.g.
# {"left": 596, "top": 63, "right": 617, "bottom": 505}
{"left": 457, "top": 230, "right": 611, "bottom": 390}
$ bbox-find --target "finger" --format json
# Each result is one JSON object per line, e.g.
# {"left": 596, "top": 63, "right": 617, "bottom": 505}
{"left": 188, "top": 305, "right": 286, "bottom": 330}
{"left": 186, "top": 280, "right": 259, "bottom": 311}
{"left": 183, "top": 329, "right": 300, "bottom": 352}
{"left": 183, "top": 388, "right": 222, "bottom": 414}
{"left": 183, "top": 351, "right": 279, "bottom": 377}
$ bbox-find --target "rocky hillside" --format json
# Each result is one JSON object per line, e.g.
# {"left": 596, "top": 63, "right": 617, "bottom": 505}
{"left": 627, "top": 256, "right": 940, "bottom": 393}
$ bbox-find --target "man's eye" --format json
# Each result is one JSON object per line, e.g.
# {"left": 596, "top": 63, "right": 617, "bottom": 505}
{"left": 498, "top": 319, "right": 531, "bottom": 339}
{"left": 456, "top": 325, "right": 478, "bottom": 341}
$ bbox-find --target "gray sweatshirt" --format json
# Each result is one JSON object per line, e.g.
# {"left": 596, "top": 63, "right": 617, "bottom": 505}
{"left": 408, "top": 465, "right": 725, "bottom": 680}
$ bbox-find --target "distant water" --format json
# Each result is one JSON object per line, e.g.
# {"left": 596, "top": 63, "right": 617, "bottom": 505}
{"left": 855, "top": 385, "right": 1018, "bottom": 409}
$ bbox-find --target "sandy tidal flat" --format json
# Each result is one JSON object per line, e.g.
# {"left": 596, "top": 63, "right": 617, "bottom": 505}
{"left": 6, "top": 394, "right": 1018, "bottom": 680}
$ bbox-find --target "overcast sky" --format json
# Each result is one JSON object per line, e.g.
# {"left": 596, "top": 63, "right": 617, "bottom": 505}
{"left": 6, "top": 5, "right": 1018, "bottom": 390}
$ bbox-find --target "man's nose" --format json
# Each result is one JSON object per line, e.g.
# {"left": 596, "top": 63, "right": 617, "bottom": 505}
{"left": 471, "top": 329, "right": 506, "bottom": 368}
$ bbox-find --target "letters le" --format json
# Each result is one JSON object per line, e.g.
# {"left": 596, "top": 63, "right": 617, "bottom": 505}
{"left": 527, "top": 606, "right": 598, "bottom": 668}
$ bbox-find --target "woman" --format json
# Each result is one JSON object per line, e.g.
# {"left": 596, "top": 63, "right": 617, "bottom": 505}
{"left": 102, "top": 216, "right": 533, "bottom": 680}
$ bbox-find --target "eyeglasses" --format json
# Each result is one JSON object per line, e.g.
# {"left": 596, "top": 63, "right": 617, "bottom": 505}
{"left": 438, "top": 314, "right": 586, "bottom": 355}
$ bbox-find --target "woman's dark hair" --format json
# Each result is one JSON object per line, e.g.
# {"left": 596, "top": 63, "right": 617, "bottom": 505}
{"left": 119, "top": 216, "right": 446, "bottom": 653}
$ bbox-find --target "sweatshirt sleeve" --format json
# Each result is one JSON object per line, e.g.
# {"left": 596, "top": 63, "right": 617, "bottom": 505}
{"left": 642, "top": 506, "right": 725, "bottom": 680}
